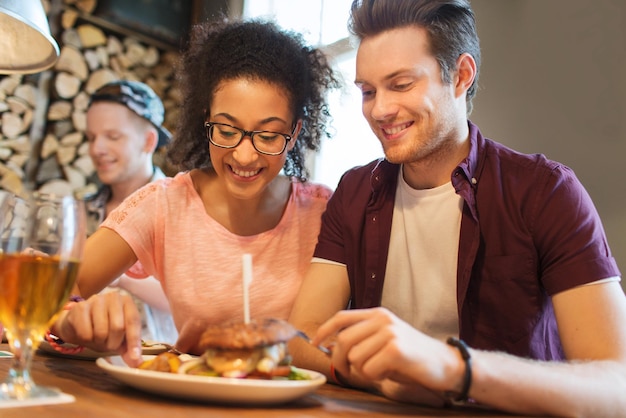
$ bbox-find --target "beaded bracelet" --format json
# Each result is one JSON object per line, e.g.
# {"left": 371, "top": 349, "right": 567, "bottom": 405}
{"left": 44, "top": 295, "right": 85, "bottom": 354}
{"left": 329, "top": 362, "right": 349, "bottom": 387}
{"left": 444, "top": 337, "right": 472, "bottom": 403}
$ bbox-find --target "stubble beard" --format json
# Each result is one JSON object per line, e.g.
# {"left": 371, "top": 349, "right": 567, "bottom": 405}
{"left": 380, "top": 132, "right": 440, "bottom": 166}
{"left": 380, "top": 117, "right": 461, "bottom": 168}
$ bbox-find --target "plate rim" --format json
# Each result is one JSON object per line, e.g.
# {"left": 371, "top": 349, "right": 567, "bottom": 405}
{"left": 38, "top": 340, "right": 168, "bottom": 359}
{"left": 96, "top": 355, "right": 327, "bottom": 404}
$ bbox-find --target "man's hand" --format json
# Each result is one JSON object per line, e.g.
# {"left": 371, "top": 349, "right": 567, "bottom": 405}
{"left": 313, "top": 307, "right": 465, "bottom": 400}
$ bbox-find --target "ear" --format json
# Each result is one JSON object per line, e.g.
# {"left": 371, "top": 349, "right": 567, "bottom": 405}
{"left": 454, "top": 53, "right": 477, "bottom": 98}
{"left": 143, "top": 127, "right": 159, "bottom": 153}
{"left": 286, "top": 119, "right": 303, "bottom": 152}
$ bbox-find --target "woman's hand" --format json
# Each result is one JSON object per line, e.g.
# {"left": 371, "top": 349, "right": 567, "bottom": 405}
{"left": 53, "top": 291, "right": 143, "bottom": 366}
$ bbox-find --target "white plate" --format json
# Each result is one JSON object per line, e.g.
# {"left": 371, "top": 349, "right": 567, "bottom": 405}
{"left": 96, "top": 355, "right": 326, "bottom": 405}
{"left": 38, "top": 340, "right": 169, "bottom": 360}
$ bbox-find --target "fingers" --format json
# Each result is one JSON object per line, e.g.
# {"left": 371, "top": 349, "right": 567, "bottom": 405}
{"left": 339, "top": 310, "right": 398, "bottom": 378}
{"left": 121, "top": 349, "right": 143, "bottom": 368}
{"left": 23, "top": 247, "right": 48, "bottom": 257}
{"left": 312, "top": 308, "right": 382, "bottom": 346}
{"left": 344, "top": 323, "right": 394, "bottom": 378}
{"left": 90, "top": 293, "right": 125, "bottom": 346}
{"left": 122, "top": 296, "right": 143, "bottom": 365}
{"left": 328, "top": 333, "right": 351, "bottom": 378}
{"left": 61, "top": 291, "right": 143, "bottom": 363}
{"left": 313, "top": 308, "right": 411, "bottom": 381}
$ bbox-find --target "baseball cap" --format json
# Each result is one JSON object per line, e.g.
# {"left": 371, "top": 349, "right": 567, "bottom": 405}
{"left": 88, "top": 80, "right": 172, "bottom": 149}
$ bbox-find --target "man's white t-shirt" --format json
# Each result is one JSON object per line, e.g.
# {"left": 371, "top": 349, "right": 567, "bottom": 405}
{"left": 381, "top": 169, "right": 463, "bottom": 341}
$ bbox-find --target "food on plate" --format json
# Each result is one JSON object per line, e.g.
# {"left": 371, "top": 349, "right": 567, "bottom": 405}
{"left": 138, "top": 318, "right": 311, "bottom": 380}
{"left": 138, "top": 351, "right": 181, "bottom": 373}
{"left": 194, "top": 317, "right": 298, "bottom": 378}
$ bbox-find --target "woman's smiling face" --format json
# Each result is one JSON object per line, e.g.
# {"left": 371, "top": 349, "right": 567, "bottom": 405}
{"left": 206, "top": 78, "right": 298, "bottom": 201}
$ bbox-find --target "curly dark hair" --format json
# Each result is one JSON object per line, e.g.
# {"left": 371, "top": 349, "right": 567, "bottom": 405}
{"left": 167, "top": 18, "right": 342, "bottom": 181}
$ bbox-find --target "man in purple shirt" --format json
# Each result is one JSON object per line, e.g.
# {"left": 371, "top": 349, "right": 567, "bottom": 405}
{"left": 289, "top": 0, "right": 626, "bottom": 416}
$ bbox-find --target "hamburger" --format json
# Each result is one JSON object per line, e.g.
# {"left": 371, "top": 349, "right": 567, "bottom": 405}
{"left": 180, "top": 318, "right": 299, "bottom": 379}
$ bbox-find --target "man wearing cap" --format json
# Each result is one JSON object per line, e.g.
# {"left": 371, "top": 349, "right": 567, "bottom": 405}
{"left": 85, "top": 80, "right": 171, "bottom": 231}
{"left": 84, "top": 80, "right": 177, "bottom": 343}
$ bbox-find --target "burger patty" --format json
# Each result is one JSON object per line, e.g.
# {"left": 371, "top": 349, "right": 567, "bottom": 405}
{"left": 199, "top": 318, "right": 298, "bottom": 350}
{"left": 204, "top": 343, "right": 289, "bottom": 376}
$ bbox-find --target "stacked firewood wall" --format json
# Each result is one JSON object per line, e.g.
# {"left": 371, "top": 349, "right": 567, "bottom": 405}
{"left": 0, "top": 0, "right": 181, "bottom": 198}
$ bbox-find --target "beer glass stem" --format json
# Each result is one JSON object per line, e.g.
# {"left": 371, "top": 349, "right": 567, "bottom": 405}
{"left": 0, "top": 336, "right": 58, "bottom": 399}
{"left": 1, "top": 336, "right": 34, "bottom": 398}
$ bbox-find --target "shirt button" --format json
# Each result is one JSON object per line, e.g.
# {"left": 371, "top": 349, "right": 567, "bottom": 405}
{"left": 471, "top": 177, "right": 477, "bottom": 184}
{"left": 372, "top": 216, "right": 377, "bottom": 223}
{"left": 370, "top": 273, "right": 376, "bottom": 280}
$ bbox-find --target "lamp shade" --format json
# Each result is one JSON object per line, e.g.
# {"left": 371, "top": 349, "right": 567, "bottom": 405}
{"left": 0, "top": 0, "right": 60, "bottom": 74}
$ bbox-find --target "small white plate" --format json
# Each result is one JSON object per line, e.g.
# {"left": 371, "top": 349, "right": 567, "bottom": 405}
{"left": 96, "top": 355, "right": 326, "bottom": 405}
{"left": 0, "top": 351, "right": 14, "bottom": 358}
{"left": 38, "top": 340, "right": 168, "bottom": 360}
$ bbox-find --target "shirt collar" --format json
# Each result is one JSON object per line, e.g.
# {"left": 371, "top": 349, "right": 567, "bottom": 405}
{"left": 455, "top": 120, "right": 483, "bottom": 186}
{"left": 368, "top": 120, "right": 485, "bottom": 190}
{"left": 366, "top": 121, "right": 485, "bottom": 219}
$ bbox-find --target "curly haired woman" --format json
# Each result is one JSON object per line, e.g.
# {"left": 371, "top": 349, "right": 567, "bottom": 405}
{"left": 50, "top": 18, "right": 341, "bottom": 364}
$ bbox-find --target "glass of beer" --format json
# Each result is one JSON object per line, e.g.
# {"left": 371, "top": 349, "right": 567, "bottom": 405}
{"left": 0, "top": 191, "right": 86, "bottom": 400}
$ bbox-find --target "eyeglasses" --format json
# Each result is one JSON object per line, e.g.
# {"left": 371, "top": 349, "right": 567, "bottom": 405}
{"left": 205, "top": 122, "right": 294, "bottom": 156}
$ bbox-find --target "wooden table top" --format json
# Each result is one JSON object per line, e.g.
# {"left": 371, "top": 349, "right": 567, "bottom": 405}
{"left": 0, "top": 344, "right": 519, "bottom": 417}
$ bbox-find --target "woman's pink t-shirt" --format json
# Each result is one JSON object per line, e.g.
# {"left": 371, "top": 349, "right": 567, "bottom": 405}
{"left": 101, "top": 172, "right": 332, "bottom": 353}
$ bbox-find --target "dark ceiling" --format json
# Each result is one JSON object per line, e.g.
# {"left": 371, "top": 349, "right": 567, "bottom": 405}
{"left": 88, "top": 0, "right": 242, "bottom": 50}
